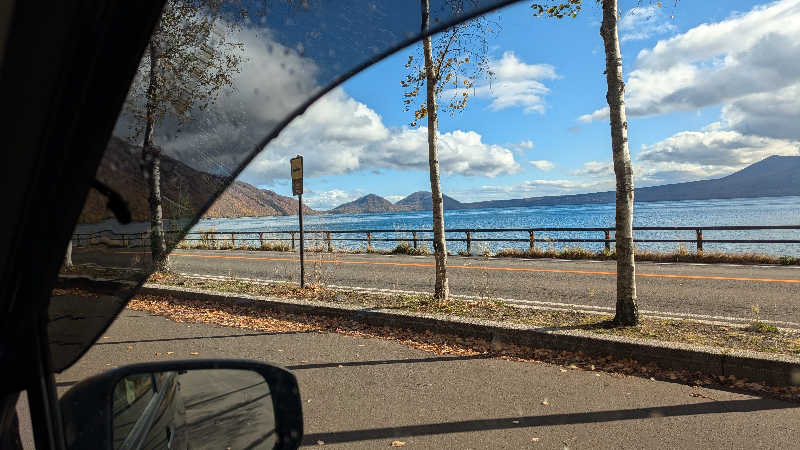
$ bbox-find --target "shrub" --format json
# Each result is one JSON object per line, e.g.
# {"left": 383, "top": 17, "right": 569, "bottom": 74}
{"left": 391, "top": 241, "right": 430, "bottom": 255}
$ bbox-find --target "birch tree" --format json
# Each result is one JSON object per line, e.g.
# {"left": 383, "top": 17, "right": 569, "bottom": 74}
{"left": 600, "top": 0, "right": 638, "bottom": 325}
{"left": 127, "top": 0, "right": 245, "bottom": 271}
{"left": 402, "top": 0, "right": 494, "bottom": 300}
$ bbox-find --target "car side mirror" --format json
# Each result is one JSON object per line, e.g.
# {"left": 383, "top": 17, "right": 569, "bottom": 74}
{"left": 60, "top": 359, "right": 303, "bottom": 449}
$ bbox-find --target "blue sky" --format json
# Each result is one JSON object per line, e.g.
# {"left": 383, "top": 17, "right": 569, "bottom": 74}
{"left": 229, "top": 0, "right": 800, "bottom": 210}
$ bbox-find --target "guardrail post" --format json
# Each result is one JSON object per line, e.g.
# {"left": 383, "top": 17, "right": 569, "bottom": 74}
{"left": 291, "top": 233, "right": 296, "bottom": 250}
{"left": 367, "top": 232, "right": 372, "bottom": 251}
{"left": 259, "top": 232, "right": 265, "bottom": 249}
{"left": 230, "top": 233, "right": 236, "bottom": 248}
{"left": 465, "top": 231, "right": 472, "bottom": 255}
{"left": 413, "top": 232, "right": 418, "bottom": 250}
{"left": 696, "top": 229, "right": 703, "bottom": 253}
{"left": 529, "top": 231, "right": 535, "bottom": 253}
{"left": 326, "top": 231, "right": 333, "bottom": 252}
{"left": 604, "top": 230, "right": 611, "bottom": 252}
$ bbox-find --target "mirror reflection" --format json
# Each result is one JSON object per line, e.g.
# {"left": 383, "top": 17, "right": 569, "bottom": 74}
{"left": 112, "top": 369, "right": 275, "bottom": 449}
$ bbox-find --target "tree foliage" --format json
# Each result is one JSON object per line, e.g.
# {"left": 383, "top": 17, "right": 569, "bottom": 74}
{"left": 531, "top": 0, "right": 584, "bottom": 18}
{"left": 401, "top": 1, "right": 496, "bottom": 128}
{"left": 126, "top": 0, "right": 247, "bottom": 139}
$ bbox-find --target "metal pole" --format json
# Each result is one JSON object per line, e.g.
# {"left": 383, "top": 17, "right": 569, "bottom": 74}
{"left": 466, "top": 231, "right": 472, "bottom": 255}
{"left": 605, "top": 230, "right": 611, "bottom": 252}
{"left": 299, "top": 194, "right": 305, "bottom": 288}
{"left": 696, "top": 229, "right": 703, "bottom": 253}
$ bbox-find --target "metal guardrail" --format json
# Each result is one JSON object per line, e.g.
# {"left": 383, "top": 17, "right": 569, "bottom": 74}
{"left": 72, "top": 225, "right": 800, "bottom": 254}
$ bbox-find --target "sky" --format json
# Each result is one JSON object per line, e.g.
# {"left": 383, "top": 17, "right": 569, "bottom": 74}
{"left": 186, "top": 0, "right": 800, "bottom": 210}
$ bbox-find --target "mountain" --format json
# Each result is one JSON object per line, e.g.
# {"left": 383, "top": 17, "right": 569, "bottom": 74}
{"left": 329, "top": 194, "right": 397, "bottom": 214}
{"left": 466, "top": 155, "right": 800, "bottom": 209}
{"left": 394, "top": 191, "right": 465, "bottom": 211}
{"left": 324, "top": 156, "right": 800, "bottom": 215}
{"left": 205, "top": 181, "right": 317, "bottom": 218}
{"left": 79, "top": 137, "right": 317, "bottom": 223}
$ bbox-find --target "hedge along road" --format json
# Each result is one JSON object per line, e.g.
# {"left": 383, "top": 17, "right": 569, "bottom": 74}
{"left": 74, "top": 248, "right": 800, "bottom": 327}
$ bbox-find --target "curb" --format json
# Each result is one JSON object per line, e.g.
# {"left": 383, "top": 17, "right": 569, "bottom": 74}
{"left": 140, "top": 284, "right": 800, "bottom": 386}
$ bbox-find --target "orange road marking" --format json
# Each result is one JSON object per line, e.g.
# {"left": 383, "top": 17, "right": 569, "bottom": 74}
{"left": 166, "top": 252, "right": 800, "bottom": 284}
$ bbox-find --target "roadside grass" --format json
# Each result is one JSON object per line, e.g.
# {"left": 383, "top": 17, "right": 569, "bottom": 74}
{"left": 147, "top": 272, "right": 800, "bottom": 358}
{"left": 171, "top": 238, "right": 798, "bottom": 265}
{"left": 390, "top": 241, "right": 431, "bottom": 256}
{"left": 494, "top": 245, "right": 797, "bottom": 265}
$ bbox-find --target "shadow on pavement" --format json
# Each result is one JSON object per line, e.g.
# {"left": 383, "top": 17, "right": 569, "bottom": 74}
{"left": 286, "top": 353, "right": 493, "bottom": 371}
{"left": 301, "top": 399, "right": 798, "bottom": 446}
{"left": 97, "top": 330, "right": 314, "bottom": 345}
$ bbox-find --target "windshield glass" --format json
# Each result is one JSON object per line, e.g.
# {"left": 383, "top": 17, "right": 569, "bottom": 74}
{"left": 54, "top": 1, "right": 800, "bottom": 442}
{"left": 51, "top": 0, "right": 520, "bottom": 371}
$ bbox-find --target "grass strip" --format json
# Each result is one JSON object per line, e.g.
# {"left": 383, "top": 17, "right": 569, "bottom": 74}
{"left": 148, "top": 272, "right": 800, "bottom": 358}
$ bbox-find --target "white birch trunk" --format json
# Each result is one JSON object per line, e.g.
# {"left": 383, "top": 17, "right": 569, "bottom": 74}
{"left": 143, "top": 37, "right": 169, "bottom": 272}
{"left": 421, "top": 0, "right": 449, "bottom": 300}
{"left": 64, "top": 240, "right": 73, "bottom": 269}
{"left": 601, "top": 0, "right": 638, "bottom": 325}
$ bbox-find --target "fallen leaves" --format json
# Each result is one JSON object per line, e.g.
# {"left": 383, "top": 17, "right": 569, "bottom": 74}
{"left": 391, "top": 441, "right": 406, "bottom": 447}
{"left": 127, "top": 293, "right": 800, "bottom": 403}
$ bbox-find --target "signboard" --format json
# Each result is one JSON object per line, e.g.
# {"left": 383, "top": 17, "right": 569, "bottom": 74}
{"left": 290, "top": 155, "right": 305, "bottom": 287}
{"left": 290, "top": 155, "right": 303, "bottom": 195}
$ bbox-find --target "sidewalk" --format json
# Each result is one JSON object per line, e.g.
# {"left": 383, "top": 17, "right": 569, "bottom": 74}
{"left": 53, "top": 308, "right": 799, "bottom": 449}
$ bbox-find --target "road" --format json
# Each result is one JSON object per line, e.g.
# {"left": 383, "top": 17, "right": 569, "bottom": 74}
{"left": 75, "top": 248, "right": 800, "bottom": 327}
{"left": 29, "top": 309, "right": 800, "bottom": 448}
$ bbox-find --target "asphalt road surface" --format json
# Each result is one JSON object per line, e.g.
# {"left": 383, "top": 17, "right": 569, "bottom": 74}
{"left": 108, "top": 249, "right": 800, "bottom": 327}
{"left": 25, "top": 309, "right": 800, "bottom": 448}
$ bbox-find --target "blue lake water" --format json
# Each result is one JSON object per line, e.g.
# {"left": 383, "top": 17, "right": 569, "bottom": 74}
{"left": 188, "top": 196, "right": 800, "bottom": 256}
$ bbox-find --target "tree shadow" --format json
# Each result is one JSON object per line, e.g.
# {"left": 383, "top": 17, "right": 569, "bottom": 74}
{"left": 286, "top": 353, "right": 492, "bottom": 371}
{"left": 97, "top": 330, "right": 315, "bottom": 345}
{"left": 301, "top": 399, "right": 798, "bottom": 446}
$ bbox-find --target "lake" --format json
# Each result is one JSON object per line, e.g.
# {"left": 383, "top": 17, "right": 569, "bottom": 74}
{"left": 188, "top": 195, "right": 800, "bottom": 256}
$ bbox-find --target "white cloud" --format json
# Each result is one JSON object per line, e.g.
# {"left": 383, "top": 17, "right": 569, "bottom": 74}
{"left": 638, "top": 130, "right": 800, "bottom": 166}
{"left": 519, "top": 140, "right": 534, "bottom": 149}
{"left": 578, "top": 107, "right": 609, "bottom": 123}
{"left": 720, "top": 83, "right": 800, "bottom": 140}
{"left": 579, "top": 0, "right": 800, "bottom": 124}
{"left": 529, "top": 160, "right": 555, "bottom": 171}
{"left": 620, "top": 5, "right": 677, "bottom": 42}
{"left": 240, "top": 88, "right": 520, "bottom": 185}
{"left": 635, "top": 129, "right": 800, "bottom": 183}
{"left": 571, "top": 161, "right": 614, "bottom": 178}
{"left": 472, "top": 51, "right": 558, "bottom": 114}
{"left": 479, "top": 178, "right": 612, "bottom": 198}
{"left": 116, "top": 26, "right": 321, "bottom": 177}
{"left": 304, "top": 189, "right": 364, "bottom": 210}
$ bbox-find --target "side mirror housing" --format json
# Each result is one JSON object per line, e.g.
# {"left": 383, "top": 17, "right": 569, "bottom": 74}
{"left": 60, "top": 359, "right": 303, "bottom": 449}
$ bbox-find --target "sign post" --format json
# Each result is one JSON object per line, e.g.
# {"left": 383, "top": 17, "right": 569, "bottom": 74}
{"left": 290, "top": 155, "right": 305, "bottom": 288}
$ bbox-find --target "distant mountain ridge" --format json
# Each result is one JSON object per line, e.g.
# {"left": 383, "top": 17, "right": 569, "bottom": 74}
{"left": 79, "top": 137, "right": 318, "bottom": 223}
{"left": 326, "top": 156, "right": 800, "bottom": 214}
{"left": 329, "top": 194, "right": 397, "bottom": 214}
{"left": 327, "top": 191, "right": 465, "bottom": 215}
{"left": 466, "top": 155, "right": 800, "bottom": 209}
{"left": 394, "top": 191, "right": 465, "bottom": 211}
